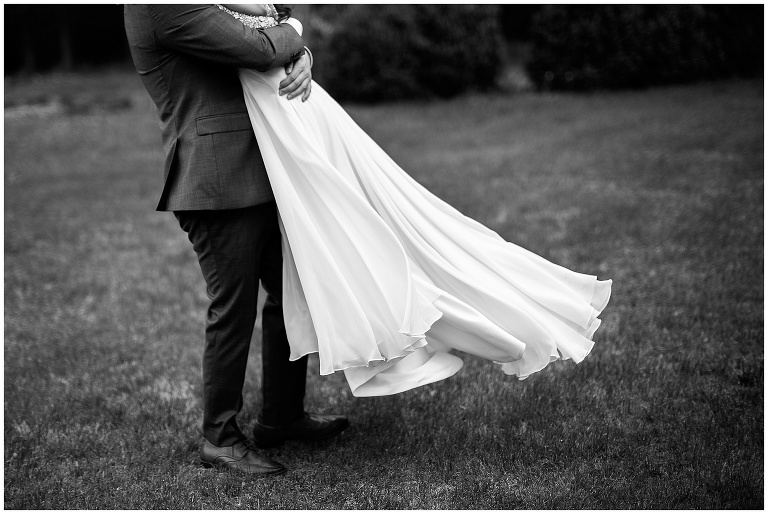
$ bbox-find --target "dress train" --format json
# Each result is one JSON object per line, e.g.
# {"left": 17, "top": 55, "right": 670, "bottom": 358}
{"left": 240, "top": 67, "right": 611, "bottom": 397}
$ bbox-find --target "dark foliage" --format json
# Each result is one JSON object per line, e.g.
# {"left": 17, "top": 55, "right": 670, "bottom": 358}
{"left": 526, "top": 5, "right": 763, "bottom": 91}
{"left": 499, "top": 5, "right": 542, "bottom": 42}
{"left": 5, "top": 5, "right": 130, "bottom": 74}
{"left": 318, "top": 5, "right": 503, "bottom": 103}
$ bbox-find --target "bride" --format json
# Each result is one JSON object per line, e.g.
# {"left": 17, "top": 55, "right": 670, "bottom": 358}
{"left": 219, "top": 4, "right": 612, "bottom": 397}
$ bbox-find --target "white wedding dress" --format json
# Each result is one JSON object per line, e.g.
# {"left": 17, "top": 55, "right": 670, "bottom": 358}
{"left": 221, "top": 6, "right": 612, "bottom": 397}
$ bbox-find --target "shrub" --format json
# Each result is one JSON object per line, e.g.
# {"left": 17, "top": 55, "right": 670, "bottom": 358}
{"left": 315, "top": 5, "right": 503, "bottom": 103}
{"left": 526, "top": 5, "right": 763, "bottom": 91}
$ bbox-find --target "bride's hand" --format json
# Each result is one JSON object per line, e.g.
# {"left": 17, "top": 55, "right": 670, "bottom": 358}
{"left": 280, "top": 52, "right": 312, "bottom": 102}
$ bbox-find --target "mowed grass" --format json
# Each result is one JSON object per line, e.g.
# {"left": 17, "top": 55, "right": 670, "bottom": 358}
{"left": 4, "top": 70, "right": 763, "bottom": 509}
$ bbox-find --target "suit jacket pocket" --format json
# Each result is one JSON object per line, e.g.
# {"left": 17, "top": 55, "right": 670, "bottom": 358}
{"left": 196, "top": 113, "right": 252, "bottom": 135}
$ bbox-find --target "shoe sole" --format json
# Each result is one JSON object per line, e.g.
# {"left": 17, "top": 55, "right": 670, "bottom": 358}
{"left": 200, "top": 460, "right": 287, "bottom": 476}
{"left": 252, "top": 419, "right": 350, "bottom": 448}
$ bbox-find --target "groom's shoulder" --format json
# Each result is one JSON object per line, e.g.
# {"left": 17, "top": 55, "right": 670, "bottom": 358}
{"left": 126, "top": 5, "right": 238, "bottom": 41}
{"left": 125, "top": 5, "right": 216, "bottom": 44}
{"left": 130, "top": 4, "right": 218, "bottom": 21}
{"left": 124, "top": 5, "right": 216, "bottom": 25}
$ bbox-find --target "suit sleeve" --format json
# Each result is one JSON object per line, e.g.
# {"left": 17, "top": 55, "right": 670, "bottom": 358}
{"left": 148, "top": 5, "right": 305, "bottom": 71}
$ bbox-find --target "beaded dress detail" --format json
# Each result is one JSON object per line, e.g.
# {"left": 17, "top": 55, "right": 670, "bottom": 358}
{"left": 215, "top": 4, "right": 278, "bottom": 29}
{"left": 217, "top": 6, "right": 613, "bottom": 397}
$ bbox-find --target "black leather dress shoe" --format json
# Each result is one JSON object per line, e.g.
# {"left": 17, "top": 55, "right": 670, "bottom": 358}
{"left": 252, "top": 412, "right": 350, "bottom": 448}
{"left": 200, "top": 439, "right": 287, "bottom": 476}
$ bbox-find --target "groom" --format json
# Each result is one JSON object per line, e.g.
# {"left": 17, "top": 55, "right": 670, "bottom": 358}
{"left": 123, "top": 5, "right": 348, "bottom": 475}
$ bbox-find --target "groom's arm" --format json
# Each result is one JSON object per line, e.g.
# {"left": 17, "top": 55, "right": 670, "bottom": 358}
{"left": 148, "top": 5, "right": 305, "bottom": 72}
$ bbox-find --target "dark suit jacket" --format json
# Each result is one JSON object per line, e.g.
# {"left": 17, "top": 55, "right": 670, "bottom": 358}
{"left": 124, "top": 5, "right": 305, "bottom": 211}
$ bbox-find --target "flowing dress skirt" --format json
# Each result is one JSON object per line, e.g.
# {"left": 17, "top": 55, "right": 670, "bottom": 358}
{"left": 239, "top": 68, "right": 612, "bottom": 397}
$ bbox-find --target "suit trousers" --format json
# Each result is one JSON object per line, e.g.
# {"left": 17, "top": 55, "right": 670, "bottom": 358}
{"left": 175, "top": 202, "right": 308, "bottom": 446}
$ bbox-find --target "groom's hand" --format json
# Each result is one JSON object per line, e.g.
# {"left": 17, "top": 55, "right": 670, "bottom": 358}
{"left": 280, "top": 53, "right": 312, "bottom": 102}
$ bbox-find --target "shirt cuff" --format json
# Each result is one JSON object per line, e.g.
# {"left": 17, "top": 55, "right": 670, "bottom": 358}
{"left": 282, "top": 17, "right": 303, "bottom": 36}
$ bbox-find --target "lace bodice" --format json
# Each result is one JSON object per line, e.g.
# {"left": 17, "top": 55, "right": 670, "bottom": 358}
{"left": 215, "top": 4, "right": 278, "bottom": 29}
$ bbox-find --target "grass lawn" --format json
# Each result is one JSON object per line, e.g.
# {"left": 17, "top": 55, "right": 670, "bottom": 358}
{"left": 4, "top": 69, "right": 763, "bottom": 509}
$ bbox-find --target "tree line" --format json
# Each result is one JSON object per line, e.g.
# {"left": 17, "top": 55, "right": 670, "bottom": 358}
{"left": 5, "top": 5, "right": 761, "bottom": 98}
{"left": 3, "top": 5, "right": 534, "bottom": 75}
